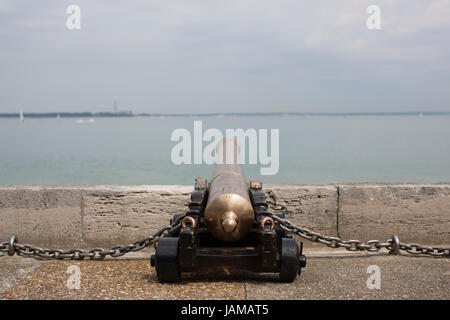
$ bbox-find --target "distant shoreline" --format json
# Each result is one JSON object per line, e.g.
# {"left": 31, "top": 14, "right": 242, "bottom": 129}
{"left": 1, "top": 111, "right": 450, "bottom": 118}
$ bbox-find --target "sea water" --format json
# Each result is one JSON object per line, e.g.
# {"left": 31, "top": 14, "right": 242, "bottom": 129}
{"left": 0, "top": 115, "right": 449, "bottom": 185}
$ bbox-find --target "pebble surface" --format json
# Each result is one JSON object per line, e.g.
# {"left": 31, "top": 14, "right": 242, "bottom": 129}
{"left": 0, "top": 254, "right": 448, "bottom": 300}
{"left": 0, "top": 259, "right": 246, "bottom": 300}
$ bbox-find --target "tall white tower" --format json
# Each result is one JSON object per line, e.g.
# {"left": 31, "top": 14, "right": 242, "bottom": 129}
{"left": 114, "top": 96, "right": 118, "bottom": 113}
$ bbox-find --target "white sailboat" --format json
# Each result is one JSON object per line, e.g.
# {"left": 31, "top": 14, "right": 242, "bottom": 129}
{"left": 19, "top": 109, "right": 24, "bottom": 123}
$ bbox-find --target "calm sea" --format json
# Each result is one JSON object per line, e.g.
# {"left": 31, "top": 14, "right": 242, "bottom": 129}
{"left": 1, "top": 115, "right": 449, "bottom": 185}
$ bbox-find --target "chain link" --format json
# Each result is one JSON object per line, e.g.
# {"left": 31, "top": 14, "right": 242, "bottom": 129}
{"left": 0, "top": 241, "right": 8, "bottom": 253}
{"left": 1, "top": 216, "right": 183, "bottom": 260}
{"left": 268, "top": 213, "right": 450, "bottom": 257}
{"left": 1, "top": 213, "right": 449, "bottom": 259}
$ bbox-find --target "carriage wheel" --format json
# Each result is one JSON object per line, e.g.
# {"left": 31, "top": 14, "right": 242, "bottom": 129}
{"left": 155, "top": 237, "right": 181, "bottom": 283}
{"left": 279, "top": 238, "right": 300, "bottom": 282}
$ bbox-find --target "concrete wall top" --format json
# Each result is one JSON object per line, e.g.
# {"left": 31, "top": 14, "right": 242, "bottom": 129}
{"left": 0, "top": 184, "right": 449, "bottom": 248}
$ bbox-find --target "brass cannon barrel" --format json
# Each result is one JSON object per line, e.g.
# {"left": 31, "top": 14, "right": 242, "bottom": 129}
{"left": 204, "top": 139, "right": 255, "bottom": 241}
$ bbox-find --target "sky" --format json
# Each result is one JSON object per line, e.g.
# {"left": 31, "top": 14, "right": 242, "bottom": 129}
{"left": 0, "top": 0, "right": 449, "bottom": 114}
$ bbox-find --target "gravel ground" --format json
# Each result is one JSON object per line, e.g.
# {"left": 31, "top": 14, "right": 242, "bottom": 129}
{"left": 0, "top": 256, "right": 41, "bottom": 294}
{"left": 0, "top": 258, "right": 246, "bottom": 300}
{"left": 246, "top": 255, "right": 450, "bottom": 299}
{"left": 0, "top": 253, "right": 448, "bottom": 300}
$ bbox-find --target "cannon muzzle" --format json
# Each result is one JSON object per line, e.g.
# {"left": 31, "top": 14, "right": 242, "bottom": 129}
{"left": 204, "top": 139, "right": 254, "bottom": 241}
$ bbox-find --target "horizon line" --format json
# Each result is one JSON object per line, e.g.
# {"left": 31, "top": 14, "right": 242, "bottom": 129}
{"left": 1, "top": 110, "right": 450, "bottom": 118}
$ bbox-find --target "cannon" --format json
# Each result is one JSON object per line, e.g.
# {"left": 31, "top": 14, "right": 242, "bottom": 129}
{"left": 150, "top": 139, "right": 306, "bottom": 282}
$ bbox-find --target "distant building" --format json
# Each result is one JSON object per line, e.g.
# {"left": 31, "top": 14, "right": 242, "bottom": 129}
{"left": 114, "top": 96, "right": 118, "bottom": 113}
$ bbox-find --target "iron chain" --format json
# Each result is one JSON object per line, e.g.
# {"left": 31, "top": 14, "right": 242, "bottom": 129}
{"left": 1, "top": 213, "right": 449, "bottom": 259}
{"left": 267, "top": 213, "right": 450, "bottom": 257}
{"left": 0, "top": 216, "right": 184, "bottom": 260}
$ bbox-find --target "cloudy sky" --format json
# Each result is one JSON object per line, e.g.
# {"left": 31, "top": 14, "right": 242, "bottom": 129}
{"left": 1, "top": 0, "right": 449, "bottom": 113}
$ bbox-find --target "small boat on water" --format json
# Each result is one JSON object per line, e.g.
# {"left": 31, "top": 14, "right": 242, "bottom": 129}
{"left": 75, "top": 118, "right": 95, "bottom": 124}
{"left": 19, "top": 110, "right": 24, "bottom": 123}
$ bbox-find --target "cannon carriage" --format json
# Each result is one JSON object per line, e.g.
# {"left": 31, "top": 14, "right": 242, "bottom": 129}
{"left": 150, "top": 139, "right": 306, "bottom": 282}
